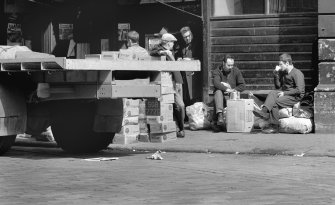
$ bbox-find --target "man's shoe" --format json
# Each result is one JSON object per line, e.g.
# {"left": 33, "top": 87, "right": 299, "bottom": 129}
{"left": 217, "top": 112, "right": 224, "bottom": 126}
{"left": 177, "top": 130, "right": 185, "bottom": 138}
{"left": 262, "top": 126, "right": 278, "bottom": 134}
{"left": 252, "top": 110, "right": 270, "bottom": 120}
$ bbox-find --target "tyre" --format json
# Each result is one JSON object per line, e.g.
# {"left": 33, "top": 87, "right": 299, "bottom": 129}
{"left": 50, "top": 100, "right": 114, "bottom": 153}
{"left": 0, "top": 135, "right": 16, "bottom": 155}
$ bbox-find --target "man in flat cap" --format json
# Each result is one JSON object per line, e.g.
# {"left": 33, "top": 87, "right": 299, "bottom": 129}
{"left": 150, "top": 33, "right": 185, "bottom": 138}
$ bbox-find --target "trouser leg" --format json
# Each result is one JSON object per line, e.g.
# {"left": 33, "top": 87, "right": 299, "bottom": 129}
{"left": 269, "top": 95, "right": 300, "bottom": 125}
{"left": 174, "top": 83, "right": 185, "bottom": 131}
{"left": 214, "top": 90, "right": 224, "bottom": 114}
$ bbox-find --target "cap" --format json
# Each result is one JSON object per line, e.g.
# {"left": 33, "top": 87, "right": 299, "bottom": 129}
{"left": 161, "top": 33, "right": 177, "bottom": 42}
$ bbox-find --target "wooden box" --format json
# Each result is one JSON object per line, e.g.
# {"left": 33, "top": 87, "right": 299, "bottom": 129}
{"left": 227, "top": 99, "right": 254, "bottom": 132}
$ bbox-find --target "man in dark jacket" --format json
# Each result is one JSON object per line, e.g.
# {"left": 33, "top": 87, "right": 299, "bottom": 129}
{"left": 212, "top": 54, "right": 246, "bottom": 126}
{"left": 253, "top": 53, "right": 305, "bottom": 133}
{"left": 150, "top": 33, "right": 185, "bottom": 138}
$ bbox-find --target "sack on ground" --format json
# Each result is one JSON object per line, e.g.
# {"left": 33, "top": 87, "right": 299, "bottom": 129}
{"left": 278, "top": 107, "right": 293, "bottom": 118}
{"left": 253, "top": 116, "right": 270, "bottom": 129}
{"left": 279, "top": 117, "right": 313, "bottom": 134}
{"left": 186, "top": 102, "right": 211, "bottom": 130}
{"left": 293, "top": 106, "right": 313, "bottom": 119}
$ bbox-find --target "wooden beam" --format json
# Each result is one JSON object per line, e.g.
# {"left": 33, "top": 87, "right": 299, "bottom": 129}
{"left": 65, "top": 59, "right": 201, "bottom": 71}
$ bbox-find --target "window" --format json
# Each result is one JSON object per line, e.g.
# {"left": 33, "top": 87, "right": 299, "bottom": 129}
{"left": 212, "top": 0, "right": 317, "bottom": 16}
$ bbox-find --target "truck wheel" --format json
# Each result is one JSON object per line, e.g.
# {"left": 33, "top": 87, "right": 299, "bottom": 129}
{"left": 0, "top": 135, "right": 16, "bottom": 155}
{"left": 51, "top": 101, "right": 114, "bottom": 153}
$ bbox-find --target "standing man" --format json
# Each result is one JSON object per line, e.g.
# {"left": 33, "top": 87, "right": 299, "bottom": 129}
{"left": 212, "top": 54, "right": 246, "bottom": 127}
{"left": 253, "top": 53, "right": 305, "bottom": 133}
{"left": 175, "top": 26, "right": 199, "bottom": 107}
{"left": 125, "top": 30, "right": 149, "bottom": 59}
{"left": 150, "top": 33, "right": 185, "bottom": 138}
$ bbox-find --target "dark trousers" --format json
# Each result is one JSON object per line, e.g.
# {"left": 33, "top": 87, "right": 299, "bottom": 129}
{"left": 264, "top": 90, "right": 300, "bottom": 125}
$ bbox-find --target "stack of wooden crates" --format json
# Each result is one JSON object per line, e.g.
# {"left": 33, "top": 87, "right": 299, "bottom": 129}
{"left": 113, "top": 72, "right": 177, "bottom": 144}
{"left": 147, "top": 72, "right": 177, "bottom": 143}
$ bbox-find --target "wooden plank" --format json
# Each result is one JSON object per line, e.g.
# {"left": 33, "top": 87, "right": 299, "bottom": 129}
{"left": 65, "top": 59, "right": 201, "bottom": 71}
{"left": 111, "top": 85, "right": 161, "bottom": 98}
{"left": 211, "top": 35, "right": 316, "bottom": 45}
{"left": 211, "top": 26, "right": 317, "bottom": 37}
{"left": 241, "top": 70, "right": 314, "bottom": 78}
{"left": 210, "top": 61, "right": 313, "bottom": 70}
{"left": 210, "top": 44, "right": 313, "bottom": 53}
{"left": 202, "top": 0, "right": 211, "bottom": 104}
{"left": 318, "top": 15, "right": 335, "bottom": 37}
{"left": 211, "top": 17, "right": 317, "bottom": 28}
{"left": 211, "top": 52, "right": 312, "bottom": 62}
{"left": 65, "top": 71, "right": 98, "bottom": 82}
{"left": 319, "top": 39, "right": 335, "bottom": 61}
{"left": 318, "top": 0, "right": 335, "bottom": 13}
{"left": 40, "top": 85, "right": 98, "bottom": 101}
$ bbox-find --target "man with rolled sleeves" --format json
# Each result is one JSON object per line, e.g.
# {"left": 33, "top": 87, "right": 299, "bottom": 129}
{"left": 150, "top": 33, "right": 185, "bottom": 138}
{"left": 253, "top": 53, "right": 305, "bottom": 134}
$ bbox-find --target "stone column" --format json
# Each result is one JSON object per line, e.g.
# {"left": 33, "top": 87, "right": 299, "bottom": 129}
{"left": 315, "top": 1, "right": 335, "bottom": 133}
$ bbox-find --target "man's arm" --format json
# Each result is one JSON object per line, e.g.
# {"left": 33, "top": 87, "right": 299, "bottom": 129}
{"left": 273, "top": 66, "right": 282, "bottom": 89}
{"left": 283, "top": 69, "right": 305, "bottom": 98}
{"left": 234, "top": 69, "right": 246, "bottom": 92}
{"left": 212, "top": 69, "right": 228, "bottom": 91}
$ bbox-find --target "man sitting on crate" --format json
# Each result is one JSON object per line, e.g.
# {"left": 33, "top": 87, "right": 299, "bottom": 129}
{"left": 212, "top": 54, "right": 246, "bottom": 130}
{"left": 149, "top": 33, "right": 185, "bottom": 138}
{"left": 253, "top": 53, "right": 305, "bottom": 134}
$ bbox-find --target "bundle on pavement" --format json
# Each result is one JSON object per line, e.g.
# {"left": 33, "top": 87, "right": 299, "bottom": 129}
{"left": 186, "top": 102, "right": 211, "bottom": 130}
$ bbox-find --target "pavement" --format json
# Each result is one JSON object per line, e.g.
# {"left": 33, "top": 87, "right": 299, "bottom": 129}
{"left": 14, "top": 127, "right": 335, "bottom": 157}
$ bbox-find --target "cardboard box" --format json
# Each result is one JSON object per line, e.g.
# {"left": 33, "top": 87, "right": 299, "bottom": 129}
{"left": 150, "top": 131, "right": 177, "bottom": 143}
{"left": 161, "top": 86, "right": 175, "bottom": 94}
{"left": 146, "top": 115, "right": 174, "bottom": 124}
{"left": 139, "top": 119, "right": 148, "bottom": 133}
{"left": 113, "top": 134, "right": 138, "bottom": 144}
{"left": 138, "top": 134, "right": 150, "bottom": 142}
{"left": 149, "top": 121, "right": 176, "bottom": 133}
{"left": 145, "top": 98, "right": 173, "bottom": 116}
{"left": 123, "top": 98, "right": 140, "bottom": 108}
{"left": 118, "top": 124, "right": 140, "bottom": 135}
{"left": 101, "top": 51, "right": 119, "bottom": 60}
{"left": 124, "top": 107, "right": 139, "bottom": 117}
{"left": 122, "top": 116, "right": 139, "bottom": 125}
{"left": 159, "top": 93, "right": 174, "bottom": 104}
{"left": 160, "top": 72, "right": 173, "bottom": 87}
{"left": 226, "top": 99, "right": 254, "bottom": 132}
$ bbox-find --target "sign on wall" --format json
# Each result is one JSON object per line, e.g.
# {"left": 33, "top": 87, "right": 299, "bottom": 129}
{"left": 118, "top": 23, "right": 130, "bottom": 41}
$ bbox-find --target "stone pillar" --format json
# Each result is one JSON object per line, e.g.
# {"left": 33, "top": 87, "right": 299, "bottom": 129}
{"left": 315, "top": 1, "right": 335, "bottom": 133}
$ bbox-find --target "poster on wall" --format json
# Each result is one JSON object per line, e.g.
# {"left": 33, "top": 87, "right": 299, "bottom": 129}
{"left": 7, "top": 22, "right": 23, "bottom": 45}
{"left": 118, "top": 23, "right": 130, "bottom": 41}
{"left": 59, "top": 23, "right": 74, "bottom": 40}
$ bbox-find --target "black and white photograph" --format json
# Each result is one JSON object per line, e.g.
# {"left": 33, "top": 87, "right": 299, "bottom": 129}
{"left": 1, "top": 0, "right": 335, "bottom": 204}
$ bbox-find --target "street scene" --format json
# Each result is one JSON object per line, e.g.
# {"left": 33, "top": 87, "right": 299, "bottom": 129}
{"left": 1, "top": 144, "right": 335, "bottom": 205}
{"left": 1, "top": 0, "right": 335, "bottom": 204}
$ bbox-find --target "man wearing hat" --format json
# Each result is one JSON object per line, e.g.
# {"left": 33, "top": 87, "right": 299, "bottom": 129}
{"left": 150, "top": 33, "right": 185, "bottom": 138}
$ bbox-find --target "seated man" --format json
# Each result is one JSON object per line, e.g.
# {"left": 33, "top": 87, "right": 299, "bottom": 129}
{"left": 212, "top": 54, "right": 246, "bottom": 127}
{"left": 253, "top": 53, "right": 305, "bottom": 133}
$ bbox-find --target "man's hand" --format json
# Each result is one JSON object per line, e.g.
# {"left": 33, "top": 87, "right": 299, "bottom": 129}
{"left": 226, "top": 88, "right": 235, "bottom": 93}
{"left": 275, "top": 65, "right": 281, "bottom": 72}
{"left": 277, "top": 91, "right": 284, "bottom": 97}
{"left": 221, "top": 82, "right": 231, "bottom": 89}
{"left": 159, "top": 50, "right": 172, "bottom": 56}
